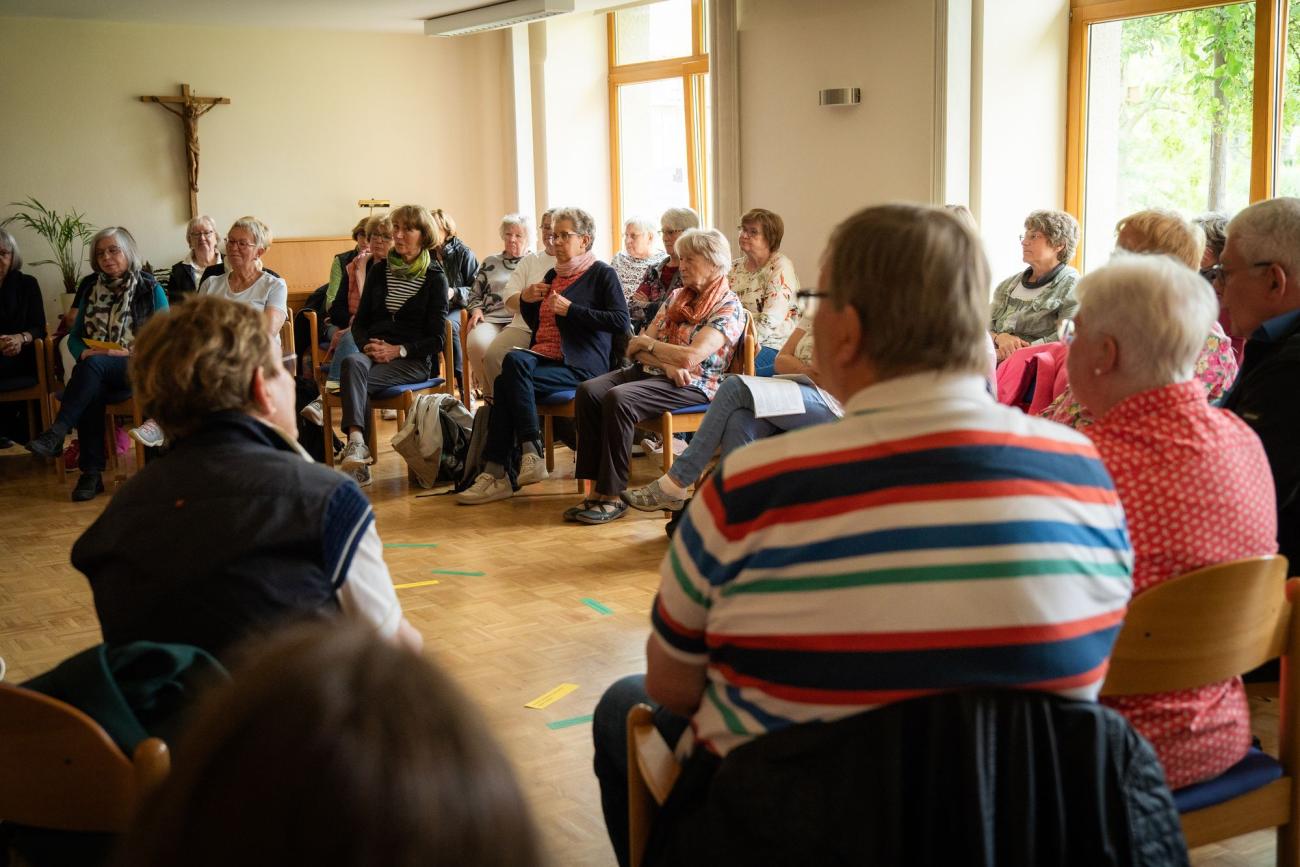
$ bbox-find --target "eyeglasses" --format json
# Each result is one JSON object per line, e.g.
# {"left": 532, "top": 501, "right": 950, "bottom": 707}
{"left": 796, "top": 288, "right": 830, "bottom": 314}
{"left": 370, "top": 233, "right": 393, "bottom": 241}
{"left": 552, "top": 231, "right": 584, "bottom": 242}
{"left": 187, "top": 230, "right": 216, "bottom": 240}
{"left": 280, "top": 353, "right": 297, "bottom": 377}
{"left": 662, "top": 228, "right": 683, "bottom": 236}
{"left": 1205, "top": 261, "right": 1274, "bottom": 284}
{"left": 1057, "top": 318, "right": 1075, "bottom": 345}
{"left": 1019, "top": 232, "right": 1044, "bottom": 244}
{"left": 226, "top": 239, "right": 258, "bottom": 250}
{"left": 738, "top": 226, "right": 763, "bottom": 239}
{"left": 95, "top": 246, "right": 124, "bottom": 259}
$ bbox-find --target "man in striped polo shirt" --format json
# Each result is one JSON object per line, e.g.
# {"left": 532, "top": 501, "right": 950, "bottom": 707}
{"left": 593, "top": 204, "right": 1133, "bottom": 866}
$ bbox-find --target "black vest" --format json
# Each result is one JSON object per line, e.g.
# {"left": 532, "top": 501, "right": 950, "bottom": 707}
{"left": 72, "top": 412, "right": 354, "bottom": 661}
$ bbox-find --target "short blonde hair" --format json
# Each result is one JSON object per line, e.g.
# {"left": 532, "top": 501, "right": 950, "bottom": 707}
{"left": 131, "top": 295, "right": 276, "bottom": 440}
{"left": 390, "top": 205, "right": 442, "bottom": 251}
{"left": 1115, "top": 209, "right": 1205, "bottom": 269}
{"left": 229, "top": 216, "right": 272, "bottom": 252}
{"left": 363, "top": 214, "right": 392, "bottom": 240}
{"left": 674, "top": 228, "right": 731, "bottom": 273}
{"left": 741, "top": 208, "right": 785, "bottom": 253}
{"left": 1076, "top": 253, "right": 1218, "bottom": 388}
{"left": 826, "top": 204, "right": 990, "bottom": 378}
{"left": 1024, "top": 209, "right": 1079, "bottom": 264}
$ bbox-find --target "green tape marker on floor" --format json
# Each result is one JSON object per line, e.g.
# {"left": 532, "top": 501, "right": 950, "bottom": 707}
{"left": 546, "top": 714, "right": 595, "bottom": 730}
{"left": 384, "top": 543, "right": 439, "bottom": 548}
{"left": 581, "top": 598, "right": 613, "bottom": 615}
{"left": 430, "top": 569, "right": 485, "bottom": 577}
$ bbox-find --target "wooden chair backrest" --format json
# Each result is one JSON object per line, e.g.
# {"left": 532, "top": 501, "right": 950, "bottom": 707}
{"left": 0, "top": 683, "right": 169, "bottom": 832}
{"left": 280, "top": 306, "right": 295, "bottom": 356}
{"left": 1101, "top": 555, "right": 1292, "bottom": 697}
{"left": 727, "top": 312, "right": 757, "bottom": 376}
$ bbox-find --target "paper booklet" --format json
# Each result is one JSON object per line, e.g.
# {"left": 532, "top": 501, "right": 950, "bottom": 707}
{"left": 82, "top": 338, "right": 125, "bottom": 352}
{"left": 720, "top": 373, "right": 844, "bottom": 419}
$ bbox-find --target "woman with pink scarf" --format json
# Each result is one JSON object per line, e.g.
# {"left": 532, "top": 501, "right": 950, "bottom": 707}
{"left": 457, "top": 207, "right": 629, "bottom": 506}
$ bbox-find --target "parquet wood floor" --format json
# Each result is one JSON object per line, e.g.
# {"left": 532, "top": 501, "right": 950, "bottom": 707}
{"left": 0, "top": 430, "right": 1279, "bottom": 865}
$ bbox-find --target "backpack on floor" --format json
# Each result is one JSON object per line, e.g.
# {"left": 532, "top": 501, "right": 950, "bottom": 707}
{"left": 391, "top": 393, "right": 472, "bottom": 488}
{"left": 453, "top": 404, "right": 521, "bottom": 493}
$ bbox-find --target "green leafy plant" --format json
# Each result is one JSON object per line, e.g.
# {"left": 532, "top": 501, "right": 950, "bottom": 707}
{"left": 1, "top": 197, "right": 96, "bottom": 293}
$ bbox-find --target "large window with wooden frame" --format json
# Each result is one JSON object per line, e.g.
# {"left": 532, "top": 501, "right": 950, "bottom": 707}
{"left": 608, "top": 0, "right": 710, "bottom": 249}
{"left": 1067, "top": 0, "right": 1300, "bottom": 270}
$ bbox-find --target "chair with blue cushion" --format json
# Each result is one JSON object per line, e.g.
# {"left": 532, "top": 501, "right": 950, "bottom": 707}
{"left": 1100, "top": 554, "right": 1298, "bottom": 863}
{"left": 319, "top": 319, "right": 455, "bottom": 468}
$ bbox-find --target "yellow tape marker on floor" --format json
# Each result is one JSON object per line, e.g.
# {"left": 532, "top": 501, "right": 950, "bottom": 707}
{"left": 393, "top": 579, "right": 441, "bottom": 590}
{"left": 525, "top": 682, "right": 579, "bottom": 709}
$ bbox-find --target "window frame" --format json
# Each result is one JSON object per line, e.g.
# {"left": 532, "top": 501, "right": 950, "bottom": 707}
{"left": 1065, "top": 0, "right": 1289, "bottom": 265}
{"left": 607, "top": 0, "right": 711, "bottom": 253}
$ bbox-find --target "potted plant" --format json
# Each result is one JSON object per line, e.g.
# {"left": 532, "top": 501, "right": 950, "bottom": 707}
{"left": 1, "top": 197, "right": 96, "bottom": 293}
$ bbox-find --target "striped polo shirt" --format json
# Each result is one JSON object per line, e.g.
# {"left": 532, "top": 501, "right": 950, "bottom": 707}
{"left": 652, "top": 371, "right": 1133, "bottom": 758}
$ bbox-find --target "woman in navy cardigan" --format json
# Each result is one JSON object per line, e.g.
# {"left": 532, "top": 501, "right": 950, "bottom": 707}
{"left": 458, "top": 207, "right": 628, "bottom": 505}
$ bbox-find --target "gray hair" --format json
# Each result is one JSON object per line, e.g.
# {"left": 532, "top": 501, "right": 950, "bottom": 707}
{"left": 550, "top": 207, "right": 595, "bottom": 251}
{"left": 623, "top": 215, "right": 656, "bottom": 236}
{"left": 186, "top": 214, "right": 218, "bottom": 239}
{"left": 1076, "top": 253, "right": 1218, "bottom": 389}
{"left": 1227, "top": 197, "right": 1300, "bottom": 277}
{"left": 499, "top": 213, "right": 530, "bottom": 240}
{"left": 540, "top": 207, "right": 558, "bottom": 225}
{"left": 674, "top": 228, "right": 731, "bottom": 273}
{"left": 89, "top": 226, "right": 142, "bottom": 275}
{"left": 660, "top": 207, "right": 701, "bottom": 233}
{"left": 0, "top": 228, "right": 22, "bottom": 271}
{"left": 1025, "top": 209, "right": 1079, "bottom": 264}
{"left": 229, "top": 216, "right": 272, "bottom": 252}
{"left": 1194, "top": 212, "right": 1229, "bottom": 259}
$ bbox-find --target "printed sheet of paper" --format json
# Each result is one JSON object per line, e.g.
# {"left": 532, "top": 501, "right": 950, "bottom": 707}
{"left": 729, "top": 374, "right": 806, "bottom": 418}
{"left": 83, "top": 338, "right": 124, "bottom": 351}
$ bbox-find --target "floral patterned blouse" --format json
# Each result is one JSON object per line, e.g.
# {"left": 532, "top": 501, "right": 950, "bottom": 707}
{"left": 728, "top": 252, "right": 800, "bottom": 352}
{"left": 1041, "top": 321, "right": 1238, "bottom": 430}
{"left": 611, "top": 251, "right": 668, "bottom": 303}
{"left": 645, "top": 286, "right": 745, "bottom": 399}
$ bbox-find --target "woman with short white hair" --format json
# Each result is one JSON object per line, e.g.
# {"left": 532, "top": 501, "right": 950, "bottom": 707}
{"left": 611, "top": 215, "right": 667, "bottom": 302}
{"left": 201, "top": 216, "right": 288, "bottom": 339}
{"left": 464, "top": 214, "right": 531, "bottom": 395}
{"left": 1069, "top": 255, "right": 1277, "bottom": 790}
{"left": 167, "top": 215, "right": 222, "bottom": 302}
{"left": 629, "top": 207, "right": 699, "bottom": 332}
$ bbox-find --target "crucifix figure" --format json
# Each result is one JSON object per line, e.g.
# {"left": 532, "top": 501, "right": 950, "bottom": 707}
{"left": 140, "top": 84, "right": 230, "bottom": 219}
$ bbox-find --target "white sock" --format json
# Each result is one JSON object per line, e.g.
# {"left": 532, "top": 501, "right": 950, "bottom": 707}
{"left": 348, "top": 431, "right": 365, "bottom": 446}
{"left": 657, "top": 474, "right": 688, "bottom": 498}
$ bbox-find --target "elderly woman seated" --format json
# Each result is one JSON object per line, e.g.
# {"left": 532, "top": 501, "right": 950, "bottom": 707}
{"left": 1042, "top": 208, "right": 1236, "bottom": 429}
{"left": 166, "top": 214, "right": 222, "bottom": 302}
{"left": 621, "top": 308, "right": 840, "bottom": 512}
{"left": 1066, "top": 255, "right": 1277, "bottom": 790}
{"left": 0, "top": 229, "right": 46, "bottom": 448}
{"left": 990, "top": 209, "right": 1080, "bottom": 361}
{"left": 611, "top": 216, "right": 667, "bottom": 303}
{"left": 729, "top": 208, "right": 800, "bottom": 376}
{"left": 464, "top": 213, "right": 531, "bottom": 396}
{"left": 201, "top": 216, "right": 288, "bottom": 338}
{"left": 337, "top": 205, "right": 448, "bottom": 488}
{"left": 568, "top": 228, "right": 744, "bottom": 525}
{"left": 27, "top": 227, "right": 168, "bottom": 501}
{"left": 629, "top": 207, "right": 700, "bottom": 333}
{"left": 71, "top": 295, "right": 421, "bottom": 661}
{"left": 457, "top": 207, "right": 627, "bottom": 505}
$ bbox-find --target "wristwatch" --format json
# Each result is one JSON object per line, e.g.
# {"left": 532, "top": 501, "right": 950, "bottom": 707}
{"left": 398, "top": 345, "right": 408, "bottom": 359}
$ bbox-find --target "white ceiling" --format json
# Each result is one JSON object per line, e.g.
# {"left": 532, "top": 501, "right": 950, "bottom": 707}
{"left": 0, "top": 0, "right": 513, "bottom": 34}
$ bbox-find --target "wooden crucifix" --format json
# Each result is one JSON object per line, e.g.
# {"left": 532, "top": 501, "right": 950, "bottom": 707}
{"left": 140, "top": 84, "right": 230, "bottom": 219}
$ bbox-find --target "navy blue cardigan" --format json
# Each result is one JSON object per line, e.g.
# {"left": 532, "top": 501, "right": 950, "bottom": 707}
{"left": 521, "top": 261, "right": 629, "bottom": 378}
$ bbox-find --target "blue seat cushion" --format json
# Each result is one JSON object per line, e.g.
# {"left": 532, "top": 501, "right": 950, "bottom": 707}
{"left": 0, "top": 377, "right": 38, "bottom": 392}
{"left": 670, "top": 403, "right": 710, "bottom": 415}
{"left": 372, "top": 378, "right": 445, "bottom": 401}
{"left": 1172, "top": 747, "right": 1282, "bottom": 813}
{"left": 538, "top": 389, "right": 577, "bottom": 406}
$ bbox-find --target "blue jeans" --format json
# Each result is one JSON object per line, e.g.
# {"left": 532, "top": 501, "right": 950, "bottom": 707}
{"left": 327, "top": 330, "right": 362, "bottom": 382}
{"left": 56, "top": 354, "right": 131, "bottom": 473}
{"left": 665, "top": 376, "right": 838, "bottom": 488}
{"left": 592, "top": 674, "right": 690, "bottom": 867}
{"left": 483, "top": 350, "right": 590, "bottom": 465}
{"left": 754, "top": 345, "right": 779, "bottom": 377}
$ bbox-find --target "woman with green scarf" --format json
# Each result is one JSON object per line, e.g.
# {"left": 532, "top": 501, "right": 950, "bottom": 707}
{"left": 337, "top": 205, "right": 449, "bottom": 487}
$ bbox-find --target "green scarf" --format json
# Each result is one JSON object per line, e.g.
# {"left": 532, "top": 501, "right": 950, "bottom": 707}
{"left": 387, "top": 248, "right": 431, "bottom": 282}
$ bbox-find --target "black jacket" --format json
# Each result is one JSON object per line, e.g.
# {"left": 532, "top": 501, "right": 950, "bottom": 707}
{"left": 1221, "top": 315, "right": 1300, "bottom": 568}
{"left": 649, "top": 690, "right": 1187, "bottom": 867}
{"left": 0, "top": 268, "right": 47, "bottom": 380}
{"left": 439, "top": 236, "right": 479, "bottom": 311}
{"left": 521, "top": 262, "right": 629, "bottom": 379}
{"left": 166, "top": 260, "right": 206, "bottom": 302}
{"left": 350, "top": 259, "right": 448, "bottom": 368}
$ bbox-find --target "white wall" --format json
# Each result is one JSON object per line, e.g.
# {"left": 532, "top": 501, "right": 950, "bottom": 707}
{"left": 0, "top": 17, "right": 512, "bottom": 317}
{"left": 735, "top": 0, "right": 939, "bottom": 283}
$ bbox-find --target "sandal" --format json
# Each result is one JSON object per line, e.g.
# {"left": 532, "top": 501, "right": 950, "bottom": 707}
{"left": 564, "top": 499, "right": 596, "bottom": 522}
{"left": 574, "top": 500, "right": 629, "bottom": 525}
{"left": 620, "top": 480, "right": 686, "bottom": 512}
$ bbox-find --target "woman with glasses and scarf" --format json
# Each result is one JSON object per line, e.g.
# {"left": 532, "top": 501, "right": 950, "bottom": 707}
{"left": 27, "top": 227, "right": 169, "bottom": 501}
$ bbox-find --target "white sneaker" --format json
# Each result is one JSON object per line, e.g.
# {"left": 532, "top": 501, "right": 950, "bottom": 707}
{"left": 339, "top": 440, "right": 373, "bottom": 472}
{"left": 129, "top": 419, "right": 166, "bottom": 448}
{"left": 456, "top": 472, "right": 513, "bottom": 505}
{"left": 670, "top": 435, "right": 688, "bottom": 456}
{"left": 517, "top": 452, "right": 550, "bottom": 486}
{"left": 381, "top": 408, "right": 398, "bottom": 421}
{"left": 300, "top": 398, "right": 323, "bottom": 426}
{"left": 352, "top": 464, "right": 372, "bottom": 487}
{"left": 325, "top": 380, "right": 341, "bottom": 393}
{"left": 641, "top": 433, "right": 663, "bottom": 454}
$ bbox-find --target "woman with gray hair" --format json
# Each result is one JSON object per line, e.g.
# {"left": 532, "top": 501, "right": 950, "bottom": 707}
{"left": 27, "top": 227, "right": 169, "bottom": 501}
{"left": 457, "top": 206, "right": 627, "bottom": 505}
{"left": 166, "top": 214, "right": 222, "bottom": 302}
{"left": 628, "top": 207, "right": 699, "bottom": 332}
{"left": 990, "top": 209, "right": 1080, "bottom": 361}
{"left": 564, "top": 228, "right": 744, "bottom": 524}
{"left": 1069, "top": 254, "right": 1277, "bottom": 790}
{"left": 611, "top": 215, "right": 667, "bottom": 302}
{"left": 201, "top": 216, "right": 288, "bottom": 339}
{"left": 464, "top": 213, "right": 531, "bottom": 396}
{"left": 0, "top": 229, "right": 47, "bottom": 448}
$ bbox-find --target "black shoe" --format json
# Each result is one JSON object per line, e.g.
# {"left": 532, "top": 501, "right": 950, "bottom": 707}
{"left": 26, "top": 428, "right": 64, "bottom": 459}
{"left": 71, "top": 472, "right": 104, "bottom": 502}
{"left": 0, "top": 436, "right": 13, "bottom": 449}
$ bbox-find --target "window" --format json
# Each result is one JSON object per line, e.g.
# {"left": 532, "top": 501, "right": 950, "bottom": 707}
{"left": 1274, "top": 4, "right": 1300, "bottom": 193}
{"left": 609, "top": 0, "right": 710, "bottom": 251}
{"left": 1067, "top": 0, "right": 1294, "bottom": 266}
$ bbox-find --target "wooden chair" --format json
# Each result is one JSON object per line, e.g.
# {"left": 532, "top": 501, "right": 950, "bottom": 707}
{"left": 459, "top": 312, "right": 474, "bottom": 408}
{"left": 279, "top": 305, "right": 295, "bottom": 356}
{"left": 1100, "top": 554, "right": 1297, "bottom": 861}
{"left": 319, "top": 320, "right": 456, "bottom": 468}
{"left": 626, "top": 703, "right": 681, "bottom": 867}
{"left": 651, "top": 312, "right": 757, "bottom": 474}
{"left": 0, "top": 336, "right": 51, "bottom": 443}
{"left": 301, "top": 309, "right": 330, "bottom": 391}
{"left": 0, "top": 683, "right": 169, "bottom": 833}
